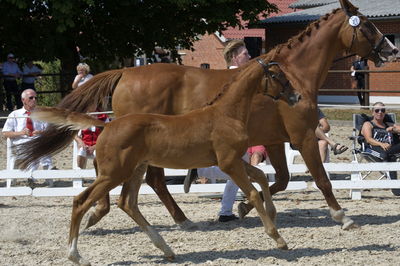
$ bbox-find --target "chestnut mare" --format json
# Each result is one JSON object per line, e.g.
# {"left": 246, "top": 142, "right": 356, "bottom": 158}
{"left": 17, "top": 0, "right": 397, "bottom": 232}
{"left": 32, "top": 56, "right": 288, "bottom": 264}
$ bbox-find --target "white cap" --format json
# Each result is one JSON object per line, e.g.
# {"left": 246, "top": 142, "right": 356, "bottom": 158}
{"left": 7, "top": 53, "right": 14, "bottom": 58}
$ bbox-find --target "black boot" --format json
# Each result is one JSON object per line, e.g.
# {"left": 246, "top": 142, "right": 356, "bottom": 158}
{"left": 184, "top": 168, "right": 198, "bottom": 193}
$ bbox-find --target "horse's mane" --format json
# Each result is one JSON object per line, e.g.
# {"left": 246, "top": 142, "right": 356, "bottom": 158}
{"left": 274, "top": 8, "right": 351, "bottom": 55}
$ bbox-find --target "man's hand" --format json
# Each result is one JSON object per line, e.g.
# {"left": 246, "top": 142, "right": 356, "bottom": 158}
{"left": 21, "top": 127, "right": 32, "bottom": 136}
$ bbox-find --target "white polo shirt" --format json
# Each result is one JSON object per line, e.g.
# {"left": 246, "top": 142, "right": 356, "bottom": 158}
{"left": 2, "top": 107, "right": 48, "bottom": 145}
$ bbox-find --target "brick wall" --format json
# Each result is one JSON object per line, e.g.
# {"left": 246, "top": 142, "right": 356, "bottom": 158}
{"left": 180, "top": 34, "right": 226, "bottom": 69}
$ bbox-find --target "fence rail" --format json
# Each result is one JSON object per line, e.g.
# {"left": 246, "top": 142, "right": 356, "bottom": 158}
{"left": 1, "top": 162, "right": 400, "bottom": 200}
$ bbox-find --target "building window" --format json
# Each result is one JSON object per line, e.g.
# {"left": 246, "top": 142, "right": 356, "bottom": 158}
{"left": 200, "top": 63, "right": 210, "bottom": 69}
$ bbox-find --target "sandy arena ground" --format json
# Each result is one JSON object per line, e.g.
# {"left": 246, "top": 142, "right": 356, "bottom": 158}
{"left": 1, "top": 122, "right": 399, "bottom": 265}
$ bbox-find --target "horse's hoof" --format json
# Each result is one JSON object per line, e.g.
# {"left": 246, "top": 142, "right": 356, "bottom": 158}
{"left": 342, "top": 220, "right": 360, "bottom": 230}
{"left": 278, "top": 243, "right": 289, "bottom": 250}
{"left": 178, "top": 219, "right": 198, "bottom": 230}
{"left": 166, "top": 254, "right": 175, "bottom": 262}
{"left": 79, "top": 212, "right": 94, "bottom": 233}
{"left": 277, "top": 238, "right": 289, "bottom": 250}
{"left": 68, "top": 253, "right": 91, "bottom": 266}
{"left": 238, "top": 202, "right": 251, "bottom": 219}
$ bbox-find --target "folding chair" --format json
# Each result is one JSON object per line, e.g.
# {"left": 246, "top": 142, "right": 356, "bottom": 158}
{"left": 350, "top": 113, "right": 397, "bottom": 180}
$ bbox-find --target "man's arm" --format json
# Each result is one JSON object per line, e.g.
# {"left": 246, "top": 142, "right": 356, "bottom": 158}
{"left": 2, "top": 129, "right": 29, "bottom": 139}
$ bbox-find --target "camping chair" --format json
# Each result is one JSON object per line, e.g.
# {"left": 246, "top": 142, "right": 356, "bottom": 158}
{"left": 349, "top": 113, "right": 398, "bottom": 180}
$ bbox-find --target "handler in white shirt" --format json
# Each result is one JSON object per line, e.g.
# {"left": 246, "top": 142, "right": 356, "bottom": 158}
{"left": 2, "top": 89, "right": 52, "bottom": 170}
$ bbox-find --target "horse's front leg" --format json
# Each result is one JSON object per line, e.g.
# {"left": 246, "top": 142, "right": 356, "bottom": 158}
{"left": 237, "top": 143, "right": 289, "bottom": 219}
{"left": 299, "top": 132, "right": 359, "bottom": 230}
{"left": 220, "top": 157, "right": 288, "bottom": 250}
{"left": 145, "top": 166, "right": 194, "bottom": 228}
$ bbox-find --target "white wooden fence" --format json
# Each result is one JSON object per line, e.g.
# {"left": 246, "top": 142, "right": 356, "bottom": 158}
{"left": 1, "top": 162, "right": 400, "bottom": 200}
{"left": 1, "top": 140, "right": 400, "bottom": 199}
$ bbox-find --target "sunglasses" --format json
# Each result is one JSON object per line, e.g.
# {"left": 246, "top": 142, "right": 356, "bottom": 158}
{"left": 374, "top": 108, "right": 386, "bottom": 113}
{"left": 28, "top": 96, "right": 37, "bottom": 100}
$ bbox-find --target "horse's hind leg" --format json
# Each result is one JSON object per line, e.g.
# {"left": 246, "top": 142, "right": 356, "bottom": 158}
{"left": 146, "top": 166, "right": 194, "bottom": 228}
{"left": 266, "top": 143, "right": 291, "bottom": 194}
{"left": 238, "top": 143, "right": 289, "bottom": 219}
{"left": 119, "top": 164, "right": 175, "bottom": 260}
{"left": 68, "top": 176, "right": 121, "bottom": 265}
{"left": 300, "top": 136, "right": 358, "bottom": 230}
{"left": 82, "top": 194, "right": 110, "bottom": 231}
{"left": 82, "top": 158, "right": 110, "bottom": 231}
{"left": 220, "top": 158, "right": 287, "bottom": 250}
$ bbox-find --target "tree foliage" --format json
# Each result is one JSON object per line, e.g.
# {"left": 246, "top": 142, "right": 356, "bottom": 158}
{"left": 0, "top": 0, "right": 278, "bottom": 72}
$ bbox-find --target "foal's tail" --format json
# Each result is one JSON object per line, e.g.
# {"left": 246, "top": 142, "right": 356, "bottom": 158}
{"left": 14, "top": 69, "right": 123, "bottom": 169}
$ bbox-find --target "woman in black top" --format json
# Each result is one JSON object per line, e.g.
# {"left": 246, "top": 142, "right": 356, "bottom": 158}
{"left": 361, "top": 102, "right": 400, "bottom": 196}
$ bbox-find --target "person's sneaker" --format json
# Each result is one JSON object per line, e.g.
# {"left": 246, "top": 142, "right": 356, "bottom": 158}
{"left": 238, "top": 202, "right": 251, "bottom": 219}
{"left": 184, "top": 168, "right": 198, "bottom": 193}
{"left": 218, "top": 214, "right": 238, "bottom": 222}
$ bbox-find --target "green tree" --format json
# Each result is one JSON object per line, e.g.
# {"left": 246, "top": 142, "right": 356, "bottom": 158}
{"left": 0, "top": 0, "right": 278, "bottom": 91}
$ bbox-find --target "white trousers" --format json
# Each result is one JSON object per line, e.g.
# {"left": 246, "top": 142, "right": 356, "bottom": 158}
{"left": 197, "top": 153, "right": 249, "bottom": 216}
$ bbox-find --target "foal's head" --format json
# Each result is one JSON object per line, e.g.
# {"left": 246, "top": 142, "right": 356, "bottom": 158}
{"left": 339, "top": 0, "right": 398, "bottom": 66}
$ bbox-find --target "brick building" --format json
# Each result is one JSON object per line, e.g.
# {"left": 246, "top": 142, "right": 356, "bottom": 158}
{"left": 261, "top": 0, "right": 400, "bottom": 104}
{"left": 179, "top": 0, "right": 297, "bottom": 69}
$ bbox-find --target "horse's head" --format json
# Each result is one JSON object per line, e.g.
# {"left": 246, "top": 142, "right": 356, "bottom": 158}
{"left": 339, "top": 0, "right": 398, "bottom": 67}
{"left": 257, "top": 59, "right": 301, "bottom": 106}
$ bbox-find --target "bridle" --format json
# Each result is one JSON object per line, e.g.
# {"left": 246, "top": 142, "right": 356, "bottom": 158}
{"left": 334, "top": 11, "right": 386, "bottom": 63}
{"left": 345, "top": 12, "right": 386, "bottom": 60}
{"left": 256, "top": 59, "right": 300, "bottom": 105}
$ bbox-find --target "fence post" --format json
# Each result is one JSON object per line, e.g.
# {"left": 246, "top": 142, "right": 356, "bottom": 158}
{"left": 350, "top": 161, "right": 362, "bottom": 200}
{"left": 72, "top": 141, "right": 83, "bottom": 188}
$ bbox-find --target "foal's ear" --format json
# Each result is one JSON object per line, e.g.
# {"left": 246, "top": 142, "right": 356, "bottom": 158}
{"left": 339, "top": 0, "right": 358, "bottom": 15}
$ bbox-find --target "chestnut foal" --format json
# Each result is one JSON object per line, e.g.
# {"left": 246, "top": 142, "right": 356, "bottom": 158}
{"left": 32, "top": 58, "right": 288, "bottom": 265}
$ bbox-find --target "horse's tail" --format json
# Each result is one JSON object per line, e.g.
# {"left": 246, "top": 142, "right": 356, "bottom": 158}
{"left": 32, "top": 107, "right": 106, "bottom": 130}
{"left": 14, "top": 69, "right": 123, "bottom": 169}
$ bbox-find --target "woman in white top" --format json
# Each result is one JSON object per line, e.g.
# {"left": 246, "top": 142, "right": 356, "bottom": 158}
{"left": 71, "top": 63, "right": 93, "bottom": 89}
